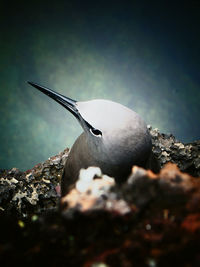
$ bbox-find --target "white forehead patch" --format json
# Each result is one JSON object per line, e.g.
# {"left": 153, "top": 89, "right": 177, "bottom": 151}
{"left": 77, "top": 99, "right": 139, "bottom": 131}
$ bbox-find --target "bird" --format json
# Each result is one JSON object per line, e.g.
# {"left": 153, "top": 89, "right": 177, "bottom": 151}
{"left": 28, "top": 81, "right": 154, "bottom": 196}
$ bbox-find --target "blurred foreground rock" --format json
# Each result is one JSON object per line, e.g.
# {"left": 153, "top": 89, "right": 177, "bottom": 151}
{"left": 0, "top": 128, "right": 200, "bottom": 266}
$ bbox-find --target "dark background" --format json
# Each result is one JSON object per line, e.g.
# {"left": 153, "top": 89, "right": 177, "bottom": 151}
{"left": 0, "top": 0, "right": 200, "bottom": 171}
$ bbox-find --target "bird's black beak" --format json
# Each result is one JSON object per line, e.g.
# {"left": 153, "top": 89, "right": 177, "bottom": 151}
{"left": 28, "top": 81, "right": 101, "bottom": 136}
{"left": 27, "top": 81, "right": 79, "bottom": 118}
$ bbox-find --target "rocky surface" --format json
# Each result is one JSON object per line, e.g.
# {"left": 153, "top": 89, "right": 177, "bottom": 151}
{"left": 0, "top": 148, "right": 69, "bottom": 216}
{"left": 149, "top": 126, "right": 200, "bottom": 177}
{"left": 0, "top": 128, "right": 200, "bottom": 266}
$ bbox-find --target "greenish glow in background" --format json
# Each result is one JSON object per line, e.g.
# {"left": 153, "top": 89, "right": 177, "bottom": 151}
{"left": 0, "top": 1, "right": 200, "bottom": 171}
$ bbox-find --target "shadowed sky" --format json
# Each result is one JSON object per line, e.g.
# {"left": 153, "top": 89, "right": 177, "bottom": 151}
{"left": 0, "top": 0, "right": 200, "bottom": 171}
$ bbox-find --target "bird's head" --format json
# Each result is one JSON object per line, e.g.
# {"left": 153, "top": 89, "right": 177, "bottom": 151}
{"left": 28, "top": 82, "right": 152, "bottom": 164}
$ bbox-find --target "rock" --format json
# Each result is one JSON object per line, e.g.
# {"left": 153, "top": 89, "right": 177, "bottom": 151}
{"left": 0, "top": 148, "right": 69, "bottom": 216}
{"left": 0, "top": 128, "right": 200, "bottom": 266}
{"left": 0, "top": 128, "right": 200, "bottom": 215}
{"left": 60, "top": 166, "right": 130, "bottom": 215}
{"left": 149, "top": 127, "right": 200, "bottom": 177}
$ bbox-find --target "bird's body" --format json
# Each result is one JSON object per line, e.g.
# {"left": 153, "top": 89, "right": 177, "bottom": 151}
{"left": 62, "top": 99, "right": 152, "bottom": 195}
{"left": 28, "top": 82, "right": 153, "bottom": 196}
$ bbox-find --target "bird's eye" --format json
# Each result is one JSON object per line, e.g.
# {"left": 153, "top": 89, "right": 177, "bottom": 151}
{"left": 90, "top": 128, "right": 102, "bottom": 137}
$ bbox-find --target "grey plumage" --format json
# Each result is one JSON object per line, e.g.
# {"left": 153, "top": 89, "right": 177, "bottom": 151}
{"left": 28, "top": 82, "right": 153, "bottom": 196}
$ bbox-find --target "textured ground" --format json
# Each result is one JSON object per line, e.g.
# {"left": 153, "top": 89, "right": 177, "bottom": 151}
{"left": 0, "top": 128, "right": 200, "bottom": 266}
